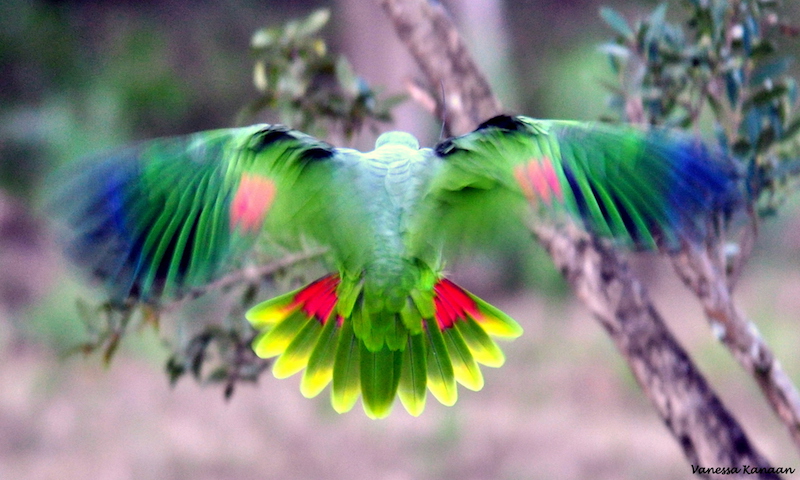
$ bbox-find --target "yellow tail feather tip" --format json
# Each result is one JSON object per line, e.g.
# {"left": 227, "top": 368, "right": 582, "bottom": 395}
{"left": 247, "top": 304, "right": 295, "bottom": 328}
{"left": 272, "top": 355, "right": 308, "bottom": 379}
{"left": 253, "top": 335, "right": 283, "bottom": 359}
{"left": 300, "top": 371, "right": 333, "bottom": 398}
{"left": 427, "top": 382, "right": 458, "bottom": 407}
{"left": 477, "top": 317, "right": 524, "bottom": 338}
{"left": 471, "top": 350, "right": 505, "bottom": 368}
{"left": 331, "top": 392, "right": 359, "bottom": 414}
{"left": 453, "top": 367, "right": 484, "bottom": 391}
{"left": 398, "top": 392, "right": 426, "bottom": 416}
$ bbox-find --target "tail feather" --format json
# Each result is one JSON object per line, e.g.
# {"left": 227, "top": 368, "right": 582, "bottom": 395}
{"left": 300, "top": 317, "right": 340, "bottom": 398}
{"left": 272, "top": 320, "right": 324, "bottom": 379}
{"left": 442, "top": 328, "right": 484, "bottom": 391}
{"left": 359, "top": 345, "right": 403, "bottom": 419}
{"left": 331, "top": 321, "right": 360, "bottom": 414}
{"left": 398, "top": 333, "right": 427, "bottom": 416}
{"left": 245, "top": 274, "right": 523, "bottom": 418}
{"left": 423, "top": 316, "right": 458, "bottom": 406}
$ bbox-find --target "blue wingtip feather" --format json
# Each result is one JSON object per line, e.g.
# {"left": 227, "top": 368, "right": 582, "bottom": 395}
{"left": 51, "top": 150, "right": 146, "bottom": 302}
{"left": 648, "top": 133, "right": 741, "bottom": 246}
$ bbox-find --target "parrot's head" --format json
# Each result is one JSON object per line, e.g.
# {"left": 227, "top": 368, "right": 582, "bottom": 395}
{"left": 374, "top": 131, "right": 420, "bottom": 150}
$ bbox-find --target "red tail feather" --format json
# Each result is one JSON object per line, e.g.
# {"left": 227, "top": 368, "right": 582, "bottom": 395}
{"left": 291, "top": 274, "right": 341, "bottom": 325}
{"left": 433, "top": 279, "right": 480, "bottom": 330}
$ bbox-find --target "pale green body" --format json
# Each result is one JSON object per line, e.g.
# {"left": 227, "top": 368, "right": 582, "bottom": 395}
{"left": 333, "top": 133, "right": 442, "bottom": 314}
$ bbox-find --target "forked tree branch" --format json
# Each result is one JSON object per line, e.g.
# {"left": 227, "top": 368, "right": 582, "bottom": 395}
{"left": 379, "top": 0, "right": 780, "bottom": 473}
{"left": 379, "top": 0, "right": 500, "bottom": 136}
{"left": 671, "top": 240, "right": 800, "bottom": 449}
{"left": 535, "top": 224, "right": 777, "bottom": 473}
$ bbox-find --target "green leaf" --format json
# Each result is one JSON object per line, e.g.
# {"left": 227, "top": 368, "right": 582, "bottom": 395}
{"left": 166, "top": 356, "right": 186, "bottom": 386}
{"left": 597, "top": 42, "right": 631, "bottom": 59}
{"left": 780, "top": 115, "right": 800, "bottom": 141}
{"left": 296, "top": 9, "right": 330, "bottom": 37}
{"left": 251, "top": 28, "right": 278, "bottom": 49}
{"left": 648, "top": 3, "right": 668, "bottom": 35}
{"left": 725, "top": 69, "right": 743, "bottom": 106}
{"left": 206, "top": 367, "right": 229, "bottom": 383}
{"left": 335, "top": 56, "right": 360, "bottom": 95}
{"left": 745, "top": 84, "right": 789, "bottom": 110}
{"left": 379, "top": 93, "right": 408, "bottom": 111}
{"left": 749, "top": 41, "right": 776, "bottom": 60}
{"left": 600, "top": 7, "right": 634, "bottom": 40}
{"left": 756, "top": 127, "right": 777, "bottom": 153}
{"left": 750, "top": 57, "right": 792, "bottom": 86}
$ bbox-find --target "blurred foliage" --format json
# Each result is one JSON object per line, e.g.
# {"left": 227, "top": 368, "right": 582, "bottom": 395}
{"left": 599, "top": 0, "right": 800, "bottom": 217}
{"left": 71, "top": 299, "right": 162, "bottom": 366}
{"left": 165, "top": 325, "right": 270, "bottom": 400}
{"left": 1, "top": 1, "right": 212, "bottom": 197}
{"left": 238, "top": 8, "right": 405, "bottom": 141}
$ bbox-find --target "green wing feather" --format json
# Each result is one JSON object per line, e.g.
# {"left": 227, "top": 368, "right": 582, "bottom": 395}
{"left": 53, "top": 124, "right": 342, "bottom": 301}
{"left": 429, "top": 115, "right": 737, "bottom": 250}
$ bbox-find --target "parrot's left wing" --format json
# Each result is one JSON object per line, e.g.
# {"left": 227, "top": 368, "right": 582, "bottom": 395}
{"left": 424, "top": 115, "right": 737, "bottom": 251}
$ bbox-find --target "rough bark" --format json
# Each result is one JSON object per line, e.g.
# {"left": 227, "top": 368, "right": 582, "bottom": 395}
{"left": 379, "top": 0, "right": 781, "bottom": 475}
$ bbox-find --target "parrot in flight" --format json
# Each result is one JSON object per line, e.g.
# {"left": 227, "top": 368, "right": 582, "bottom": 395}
{"left": 54, "top": 114, "right": 737, "bottom": 418}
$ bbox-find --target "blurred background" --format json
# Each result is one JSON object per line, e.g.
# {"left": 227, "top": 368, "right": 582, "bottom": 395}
{"left": 2, "top": 0, "right": 800, "bottom": 478}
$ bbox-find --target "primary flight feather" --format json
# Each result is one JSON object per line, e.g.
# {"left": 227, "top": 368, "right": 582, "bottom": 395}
{"left": 53, "top": 115, "right": 737, "bottom": 418}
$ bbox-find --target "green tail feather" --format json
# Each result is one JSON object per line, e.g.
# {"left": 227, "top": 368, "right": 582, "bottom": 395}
{"left": 300, "top": 317, "right": 341, "bottom": 398}
{"left": 360, "top": 345, "right": 403, "bottom": 419}
{"left": 331, "top": 320, "right": 360, "bottom": 413}
{"left": 398, "top": 333, "right": 428, "bottom": 416}
{"left": 423, "top": 316, "right": 458, "bottom": 406}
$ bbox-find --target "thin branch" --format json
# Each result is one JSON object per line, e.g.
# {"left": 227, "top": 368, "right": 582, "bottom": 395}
{"left": 537, "top": 224, "right": 778, "bottom": 472}
{"left": 165, "top": 248, "right": 328, "bottom": 311}
{"left": 379, "top": 0, "right": 780, "bottom": 471}
{"left": 671, "top": 240, "right": 800, "bottom": 450}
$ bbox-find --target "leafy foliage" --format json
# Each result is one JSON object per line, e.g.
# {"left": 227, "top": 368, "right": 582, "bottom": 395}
{"left": 165, "top": 325, "right": 270, "bottom": 400}
{"left": 600, "top": 0, "right": 800, "bottom": 216}
{"left": 239, "top": 9, "right": 405, "bottom": 141}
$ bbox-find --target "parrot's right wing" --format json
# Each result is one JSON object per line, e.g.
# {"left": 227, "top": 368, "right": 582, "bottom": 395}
{"left": 51, "top": 125, "right": 362, "bottom": 302}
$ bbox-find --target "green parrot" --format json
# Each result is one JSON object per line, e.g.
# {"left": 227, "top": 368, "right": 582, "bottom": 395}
{"left": 54, "top": 115, "right": 737, "bottom": 418}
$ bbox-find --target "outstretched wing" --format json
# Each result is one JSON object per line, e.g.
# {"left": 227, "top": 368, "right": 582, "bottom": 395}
{"left": 426, "top": 115, "right": 738, "bottom": 250}
{"left": 51, "top": 124, "right": 347, "bottom": 302}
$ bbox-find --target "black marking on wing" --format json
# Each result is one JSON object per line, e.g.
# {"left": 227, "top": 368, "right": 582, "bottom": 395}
{"left": 434, "top": 114, "right": 525, "bottom": 158}
{"left": 475, "top": 114, "right": 526, "bottom": 133}
{"left": 252, "top": 126, "right": 335, "bottom": 161}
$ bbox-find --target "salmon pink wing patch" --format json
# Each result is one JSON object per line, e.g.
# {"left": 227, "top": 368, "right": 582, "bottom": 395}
{"left": 230, "top": 173, "right": 276, "bottom": 233}
{"left": 514, "top": 156, "right": 563, "bottom": 204}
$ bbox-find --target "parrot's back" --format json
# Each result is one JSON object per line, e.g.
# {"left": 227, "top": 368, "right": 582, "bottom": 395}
{"left": 335, "top": 132, "right": 440, "bottom": 311}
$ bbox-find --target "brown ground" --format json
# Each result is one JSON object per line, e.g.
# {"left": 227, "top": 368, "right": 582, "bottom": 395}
{"left": 2, "top": 249, "right": 799, "bottom": 480}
